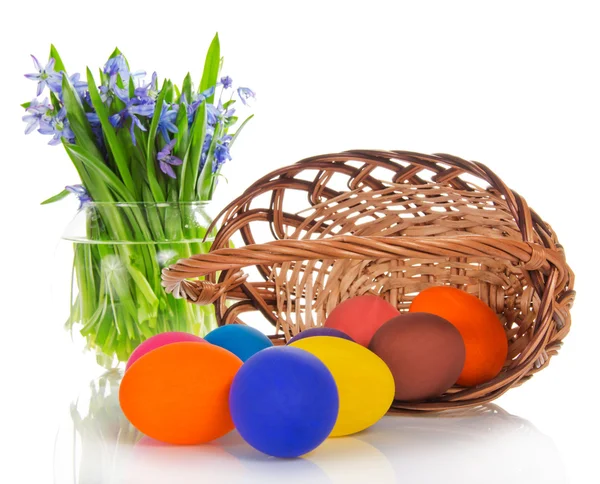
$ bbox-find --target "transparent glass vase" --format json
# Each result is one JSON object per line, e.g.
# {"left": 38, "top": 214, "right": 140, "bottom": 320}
{"left": 56, "top": 202, "right": 217, "bottom": 369}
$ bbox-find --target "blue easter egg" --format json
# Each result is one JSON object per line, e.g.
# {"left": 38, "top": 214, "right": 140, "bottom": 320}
{"left": 204, "top": 325, "right": 274, "bottom": 362}
{"left": 229, "top": 346, "right": 339, "bottom": 458}
{"left": 288, "top": 327, "right": 354, "bottom": 345}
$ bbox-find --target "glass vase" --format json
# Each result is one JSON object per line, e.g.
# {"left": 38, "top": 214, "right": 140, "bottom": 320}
{"left": 57, "top": 202, "right": 217, "bottom": 369}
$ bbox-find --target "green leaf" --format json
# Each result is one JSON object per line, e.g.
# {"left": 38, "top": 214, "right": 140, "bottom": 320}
{"left": 197, "top": 122, "right": 222, "bottom": 200}
{"left": 174, "top": 84, "right": 181, "bottom": 100}
{"left": 128, "top": 76, "right": 135, "bottom": 99}
{"left": 61, "top": 75, "right": 104, "bottom": 161}
{"left": 199, "top": 33, "right": 220, "bottom": 104}
{"left": 225, "top": 115, "right": 238, "bottom": 128}
{"left": 182, "top": 73, "right": 193, "bottom": 102}
{"left": 21, "top": 102, "right": 31, "bottom": 109}
{"left": 175, "top": 103, "right": 190, "bottom": 159}
{"left": 49, "top": 44, "right": 66, "bottom": 73}
{"left": 99, "top": 67, "right": 109, "bottom": 89}
{"left": 142, "top": 185, "right": 165, "bottom": 238}
{"left": 145, "top": 80, "right": 168, "bottom": 202}
{"left": 223, "top": 100, "right": 236, "bottom": 109}
{"left": 179, "top": 102, "right": 206, "bottom": 201}
{"left": 128, "top": 265, "right": 159, "bottom": 310}
{"left": 64, "top": 143, "right": 135, "bottom": 202}
{"left": 164, "top": 80, "right": 174, "bottom": 103}
{"left": 41, "top": 188, "right": 70, "bottom": 205}
{"left": 50, "top": 92, "right": 62, "bottom": 112}
{"left": 86, "top": 68, "right": 137, "bottom": 196}
{"left": 229, "top": 114, "right": 254, "bottom": 148}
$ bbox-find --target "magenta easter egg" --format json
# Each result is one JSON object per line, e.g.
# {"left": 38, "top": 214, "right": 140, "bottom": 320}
{"left": 126, "top": 332, "right": 206, "bottom": 371}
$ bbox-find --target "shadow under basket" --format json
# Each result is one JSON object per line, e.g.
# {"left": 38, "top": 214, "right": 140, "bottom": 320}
{"left": 162, "top": 150, "right": 575, "bottom": 411}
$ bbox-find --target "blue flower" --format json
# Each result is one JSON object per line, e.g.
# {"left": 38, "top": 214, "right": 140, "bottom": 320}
{"left": 25, "top": 55, "right": 62, "bottom": 96}
{"left": 157, "top": 139, "right": 183, "bottom": 179}
{"left": 38, "top": 107, "right": 75, "bottom": 145}
{"left": 22, "top": 98, "right": 51, "bottom": 134}
{"left": 157, "top": 103, "right": 179, "bottom": 141}
{"left": 86, "top": 112, "right": 100, "bottom": 126}
{"left": 180, "top": 86, "right": 216, "bottom": 123}
{"left": 220, "top": 76, "right": 233, "bottom": 89}
{"left": 108, "top": 85, "right": 155, "bottom": 145}
{"left": 206, "top": 104, "right": 219, "bottom": 126}
{"left": 135, "top": 72, "right": 159, "bottom": 100}
{"left": 69, "top": 73, "right": 88, "bottom": 97}
{"left": 103, "top": 55, "right": 129, "bottom": 79}
{"left": 191, "top": 86, "right": 216, "bottom": 112}
{"left": 66, "top": 184, "right": 92, "bottom": 209}
{"left": 103, "top": 54, "right": 146, "bottom": 93}
{"left": 99, "top": 84, "right": 114, "bottom": 105}
{"left": 200, "top": 127, "right": 214, "bottom": 167}
{"left": 85, "top": 113, "right": 105, "bottom": 152}
{"left": 109, "top": 98, "right": 154, "bottom": 145}
{"left": 237, "top": 87, "right": 256, "bottom": 106}
{"left": 207, "top": 100, "right": 235, "bottom": 126}
{"left": 213, "top": 135, "right": 232, "bottom": 172}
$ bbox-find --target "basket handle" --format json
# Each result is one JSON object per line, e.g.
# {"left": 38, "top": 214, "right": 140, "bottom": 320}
{"left": 161, "top": 234, "right": 560, "bottom": 304}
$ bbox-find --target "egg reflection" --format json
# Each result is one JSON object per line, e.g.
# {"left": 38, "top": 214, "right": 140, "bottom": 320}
{"left": 54, "top": 373, "right": 566, "bottom": 484}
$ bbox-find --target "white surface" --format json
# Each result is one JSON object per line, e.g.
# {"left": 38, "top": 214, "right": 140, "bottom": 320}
{"left": 1, "top": 1, "right": 599, "bottom": 483}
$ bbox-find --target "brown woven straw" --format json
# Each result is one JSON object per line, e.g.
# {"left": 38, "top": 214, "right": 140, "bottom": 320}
{"left": 162, "top": 150, "right": 575, "bottom": 411}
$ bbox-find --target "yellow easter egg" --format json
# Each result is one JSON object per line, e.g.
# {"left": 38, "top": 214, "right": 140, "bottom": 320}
{"left": 290, "top": 336, "right": 395, "bottom": 437}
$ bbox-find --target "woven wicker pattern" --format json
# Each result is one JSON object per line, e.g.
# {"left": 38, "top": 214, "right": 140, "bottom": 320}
{"left": 162, "top": 150, "right": 575, "bottom": 410}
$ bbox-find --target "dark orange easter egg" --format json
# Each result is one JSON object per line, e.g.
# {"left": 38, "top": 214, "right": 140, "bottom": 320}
{"left": 324, "top": 295, "right": 400, "bottom": 347}
{"left": 409, "top": 286, "right": 508, "bottom": 387}
{"left": 120, "top": 342, "right": 243, "bottom": 445}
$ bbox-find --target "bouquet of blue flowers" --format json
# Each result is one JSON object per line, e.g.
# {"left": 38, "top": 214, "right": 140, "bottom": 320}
{"left": 22, "top": 35, "right": 254, "bottom": 366}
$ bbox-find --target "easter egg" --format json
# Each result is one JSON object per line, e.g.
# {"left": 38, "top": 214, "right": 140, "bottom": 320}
{"left": 324, "top": 295, "right": 399, "bottom": 347}
{"left": 229, "top": 346, "right": 339, "bottom": 458}
{"left": 120, "top": 341, "right": 242, "bottom": 445}
{"left": 290, "top": 336, "right": 394, "bottom": 437}
{"left": 126, "top": 331, "right": 205, "bottom": 371}
{"left": 409, "top": 286, "right": 508, "bottom": 386}
{"left": 369, "top": 312, "right": 466, "bottom": 401}
{"left": 204, "top": 324, "right": 274, "bottom": 362}
{"left": 288, "top": 327, "right": 354, "bottom": 345}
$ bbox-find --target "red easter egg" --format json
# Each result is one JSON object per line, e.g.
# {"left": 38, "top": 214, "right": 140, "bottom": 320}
{"left": 324, "top": 295, "right": 399, "bottom": 347}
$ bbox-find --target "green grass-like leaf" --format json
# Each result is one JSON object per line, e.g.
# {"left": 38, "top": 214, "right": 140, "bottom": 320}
{"left": 49, "top": 44, "right": 66, "bottom": 73}
{"left": 182, "top": 73, "right": 192, "bottom": 102}
{"left": 179, "top": 102, "right": 206, "bottom": 201}
{"left": 199, "top": 33, "right": 220, "bottom": 104}
{"left": 41, "top": 188, "right": 70, "bottom": 205}
{"left": 145, "top": 80, "right": 168, "bottom": 202}
{"left": 61, "top": 75, "right": 104, "bottom": 161}
{"left": 197, "top": 121, "right": 222, "bottom": 200}
{"left": 164, "top": 80, "right": 174, "bottom": 103}
{"left": 50, "top": 92, "right": 62, "bottom": 112}
{"left": 175, "top": 103, "right": 190, "bottom": 159}
{"left": 229, "top": 114, "right": 254, "bottom": 148}
{"left": 64, "top": 144, "right": 135, "bottom": 202}
{"left": 86, "top": 68, "right": 137, "bottom": 197}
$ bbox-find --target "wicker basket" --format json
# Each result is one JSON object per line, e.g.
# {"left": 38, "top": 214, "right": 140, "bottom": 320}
{"left": 162, "top": 150, "right": 575, "bottom": 411}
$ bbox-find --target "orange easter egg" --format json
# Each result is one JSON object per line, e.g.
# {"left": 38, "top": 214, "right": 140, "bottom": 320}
{"left": 409, "top": 286, "right": 508, "bottom": 386}
{"left": 324, "top": 295, "right": 400, "bottom": 347}
{"left": 120, "top": 341, "right": 242, "bottom": 445}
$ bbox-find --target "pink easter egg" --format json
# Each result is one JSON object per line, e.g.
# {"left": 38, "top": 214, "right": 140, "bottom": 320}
{"left": 126, "top": 332, "right": 206, "bottom": 371}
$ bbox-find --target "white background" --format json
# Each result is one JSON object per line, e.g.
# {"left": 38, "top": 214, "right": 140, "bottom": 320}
{"left": 1, "top": 1, "right": 599, "bottom": 482}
